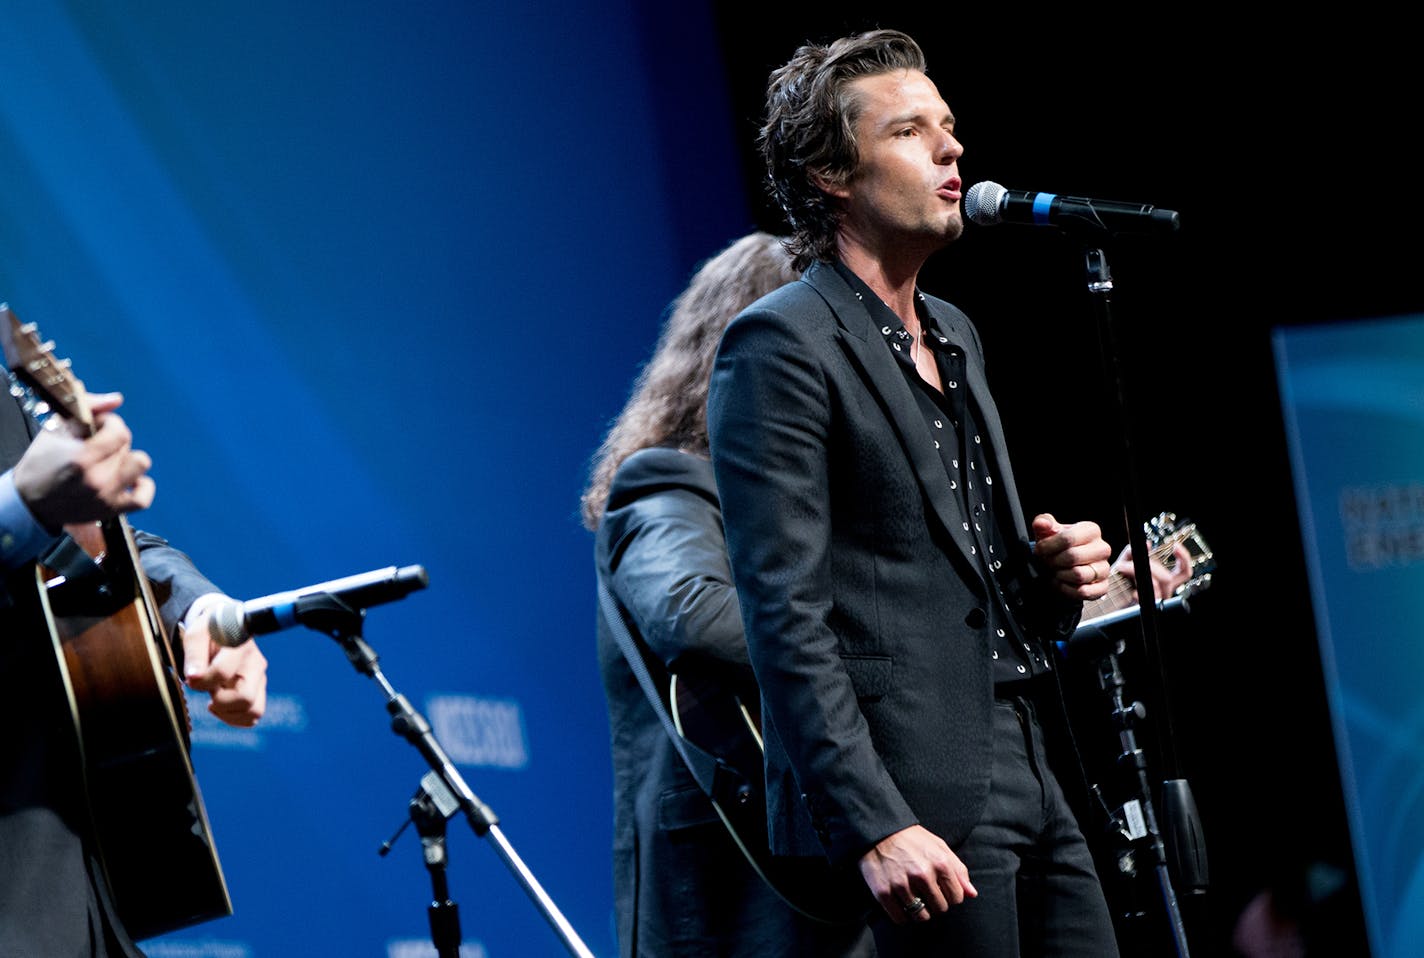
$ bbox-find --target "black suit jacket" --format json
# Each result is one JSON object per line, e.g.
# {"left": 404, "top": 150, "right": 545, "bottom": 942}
{"left": 707, "top": 261, "right": 1078, "bottom": 867}
{"left": 594, "top": 446, "right": 873, "bottom": 957}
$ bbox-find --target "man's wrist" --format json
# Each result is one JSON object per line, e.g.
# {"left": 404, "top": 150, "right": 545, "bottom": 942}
{"left": 0, "top": 469, "right": 60, "bottom": 571}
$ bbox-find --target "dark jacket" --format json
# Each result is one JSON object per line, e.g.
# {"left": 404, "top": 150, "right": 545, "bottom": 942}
{"left": 707, "top": 261, "right": 1079, "bottom": 867}
{"left": 594, "top": 445, "right": 874, "bottom": 957}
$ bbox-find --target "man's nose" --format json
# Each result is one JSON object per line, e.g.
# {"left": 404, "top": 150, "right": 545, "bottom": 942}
{"left": 937, "top": 132, "right": 963, "bottom": 162}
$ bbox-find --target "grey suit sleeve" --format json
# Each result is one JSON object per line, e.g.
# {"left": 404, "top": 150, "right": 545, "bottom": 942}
{"left": 133, "top": 530, "right": 223, "bottom": 635}
{"left": 708, "top": 307, "right": 916, "bottom": 865}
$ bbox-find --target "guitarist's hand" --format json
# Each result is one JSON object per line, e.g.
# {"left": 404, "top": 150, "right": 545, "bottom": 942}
{"left": 858, "top": 824, "right": 977, "bottom": 924}
{"left": 1112, "top": 542, "right": 1194, "bottom": 600}
{"left": 180, "top": 601, "right": 269, "bottom": 728}
{"left": 13, "top": 392, "right": 156, "bottom": 530}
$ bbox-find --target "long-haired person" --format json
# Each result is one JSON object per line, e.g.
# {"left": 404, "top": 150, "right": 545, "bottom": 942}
{"left": 584, "top": 232, "right": 875, "bottom": 957}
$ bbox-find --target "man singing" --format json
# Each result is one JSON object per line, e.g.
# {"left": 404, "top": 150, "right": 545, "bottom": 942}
{"left": 707, "top": 29, "right": 1122, "bottom": 957}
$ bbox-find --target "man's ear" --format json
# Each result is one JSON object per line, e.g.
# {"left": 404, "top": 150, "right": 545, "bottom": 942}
{"left": 810, "top": 169, "right": 850, "bottom": 201}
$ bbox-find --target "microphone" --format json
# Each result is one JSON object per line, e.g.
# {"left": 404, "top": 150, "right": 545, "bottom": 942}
{"left": 209, "top": 564, "right": 429, "bottom": 646}
{"left": 964, "top": 180, "right": 1179, "bottom": 234}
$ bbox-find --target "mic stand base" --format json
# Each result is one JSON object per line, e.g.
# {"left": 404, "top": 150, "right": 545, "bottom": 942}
{"left": 1161, "top": 779, "right": 1209, "bottom": 894}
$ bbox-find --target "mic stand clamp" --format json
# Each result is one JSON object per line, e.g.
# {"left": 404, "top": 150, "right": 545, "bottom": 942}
{"left": 382, "top": 771, "right": 466, "bottom": 958}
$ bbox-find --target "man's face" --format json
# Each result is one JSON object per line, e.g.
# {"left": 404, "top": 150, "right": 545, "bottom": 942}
{"left": 832, "top": 69, "right": 964, "bottom": 257}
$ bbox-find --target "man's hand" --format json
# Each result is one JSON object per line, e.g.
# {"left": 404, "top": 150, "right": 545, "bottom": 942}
{"left": 179, "top": 603, "right": 268, "bottom": 728}
{"left": 1031, "top": 513, "right": 1113, "bottom": 600}
{"left": 12, "top": 392, "right": 155, "bottom": 529}
{"left": 858, "top": 824, "right": 977, "bottom": 924}
{"left": 1111, "top": 542, "right": 1194, "bottom": 601}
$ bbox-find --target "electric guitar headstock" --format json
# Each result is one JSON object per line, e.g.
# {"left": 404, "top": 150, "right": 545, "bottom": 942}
{"left": 1080, "top": 512, "right": 1216, "bottom": 629}
{"left": 1143, "top": 512, "right": 1215, "bottom": 600}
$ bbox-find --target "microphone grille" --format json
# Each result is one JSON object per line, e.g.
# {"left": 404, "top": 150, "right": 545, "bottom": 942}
{"left": 963, "top": 181, "right": 1007, "bottom": 226}
{"left": 208, "top": 599, "right": 249, "bottom": 648}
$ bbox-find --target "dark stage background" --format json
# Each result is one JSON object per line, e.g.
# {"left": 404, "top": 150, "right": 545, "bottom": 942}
{"left": 2, "top": 3, "right": 1415, "bottom": 956}
{"left": 705, "top": 9, "right": 1414, "bottom": 957}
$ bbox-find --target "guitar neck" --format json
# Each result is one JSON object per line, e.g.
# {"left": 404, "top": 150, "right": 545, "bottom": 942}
{"left": 1080, "top": 540, "right": 1176, "bottom": 627}
{"left": 1, "top": 309, "right": 167, "bottom": 639}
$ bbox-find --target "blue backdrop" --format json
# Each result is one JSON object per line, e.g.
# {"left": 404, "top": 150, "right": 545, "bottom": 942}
{"left": 1276, "top": 316, "right": 1424, "bottom": 958}
{"left": 1, "top": 3, "right": 750, "bottom": 955}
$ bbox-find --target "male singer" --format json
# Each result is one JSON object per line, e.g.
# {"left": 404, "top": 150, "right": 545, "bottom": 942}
{"left": 707, "top": 29, "right": 1121, "bottom": 956}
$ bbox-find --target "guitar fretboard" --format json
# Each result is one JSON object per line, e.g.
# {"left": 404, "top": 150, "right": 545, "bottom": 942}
{"left": 1079, "top": 521, "right": 1212, "bottom": 627}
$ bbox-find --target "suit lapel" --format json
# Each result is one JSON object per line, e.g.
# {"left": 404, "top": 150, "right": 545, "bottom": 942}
{"left": 802, "top": 263, "right": 985, "bottom": 588}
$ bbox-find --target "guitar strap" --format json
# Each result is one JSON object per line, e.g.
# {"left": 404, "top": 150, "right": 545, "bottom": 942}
{"left": 596, "top": 576, "right": 750, "bottom": 808}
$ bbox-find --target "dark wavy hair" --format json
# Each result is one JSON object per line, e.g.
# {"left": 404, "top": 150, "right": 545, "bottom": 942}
{"left": 759, "top": 29, "right": 927, "bottom": 271}
{"left": 580, "top": 232, "right": 798, "bottom": 530}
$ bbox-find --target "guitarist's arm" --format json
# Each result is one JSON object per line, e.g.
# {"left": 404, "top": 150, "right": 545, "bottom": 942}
{"left": 138, "top": 538, "right": 269, "bottom": 729}
{"left": 601, "top": 474, "right": 750, "bottom": 679}
{"left": 0, "top": 470, "right": 57, "bottom": 578}
{"left": 5, "top": 390, "right": 267, "bottom": 728}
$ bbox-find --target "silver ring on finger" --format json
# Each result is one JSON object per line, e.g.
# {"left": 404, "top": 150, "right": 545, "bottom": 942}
{"left": 902, "top": 896, "right": 927, "bottom": 916}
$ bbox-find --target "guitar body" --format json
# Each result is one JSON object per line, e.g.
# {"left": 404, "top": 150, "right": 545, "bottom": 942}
{"left": 3, "top": 307, "right": 231, "bottom": 940}
{"left": 669, "top": 672, "right": 873, "bottom": 926}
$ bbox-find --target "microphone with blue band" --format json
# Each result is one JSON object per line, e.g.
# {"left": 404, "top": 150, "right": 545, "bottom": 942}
{"left": 208, "top": 564, "right": 429, "bottom": 646}
{"left": 964, "top": 180, "right": 1180, "bottom": 234}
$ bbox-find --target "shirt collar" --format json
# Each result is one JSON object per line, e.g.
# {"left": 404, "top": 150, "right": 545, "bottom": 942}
{"left": 830, "top": 259, "right": 943, "bottom": 348}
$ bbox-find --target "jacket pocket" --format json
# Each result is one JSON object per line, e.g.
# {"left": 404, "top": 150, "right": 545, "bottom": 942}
{"left": 657, "top": 782, "right": 720, "bottom": 831}
{"left": 839, "top": 653, "right": 893, "bottom": 700}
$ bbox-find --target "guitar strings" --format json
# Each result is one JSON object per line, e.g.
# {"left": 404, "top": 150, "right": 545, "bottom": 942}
{"left": 1088, "top": 539, "right": 1183, "bottom": 609}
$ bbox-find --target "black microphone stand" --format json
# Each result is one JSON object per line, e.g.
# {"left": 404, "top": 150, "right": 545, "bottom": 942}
{"left": 294, "top": 592, "right": 598, "bottom": 958}
{"left": 1072, "top": 239, "right": 1206, "bottom": 958}
{"left": 381, "top": 770, "right": 465, "bottom": 958}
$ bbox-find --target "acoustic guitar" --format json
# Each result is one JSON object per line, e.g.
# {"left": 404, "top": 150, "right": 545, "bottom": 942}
{"left": 1, "top": 306, "right": 232, "bottom": 940}
{"left": 668, "top": 512, "right": 1214, "bottom": 919}
{"left": 668, "top": 666, "right": 874, "bottom": 924}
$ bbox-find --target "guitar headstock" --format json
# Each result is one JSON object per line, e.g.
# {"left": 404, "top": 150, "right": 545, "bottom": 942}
{"left": 1, "top": 304, "right": 93, "bottom": 431}
{"left": 1142, "top": 512, "right": 1216, "bottom": 598}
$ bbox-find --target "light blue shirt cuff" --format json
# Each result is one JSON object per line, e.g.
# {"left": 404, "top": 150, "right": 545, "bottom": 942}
{"left": 0, "top": 468, "right": 58, "bottom": 571}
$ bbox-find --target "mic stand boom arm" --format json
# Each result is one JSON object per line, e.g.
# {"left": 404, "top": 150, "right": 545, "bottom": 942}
{"left": 297, "top": 594, "right": 598, "bottom": 958}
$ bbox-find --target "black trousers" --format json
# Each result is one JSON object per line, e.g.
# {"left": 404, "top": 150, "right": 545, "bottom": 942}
{"left": 871, "top": 695, "right": 1120, "bottom": 957}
